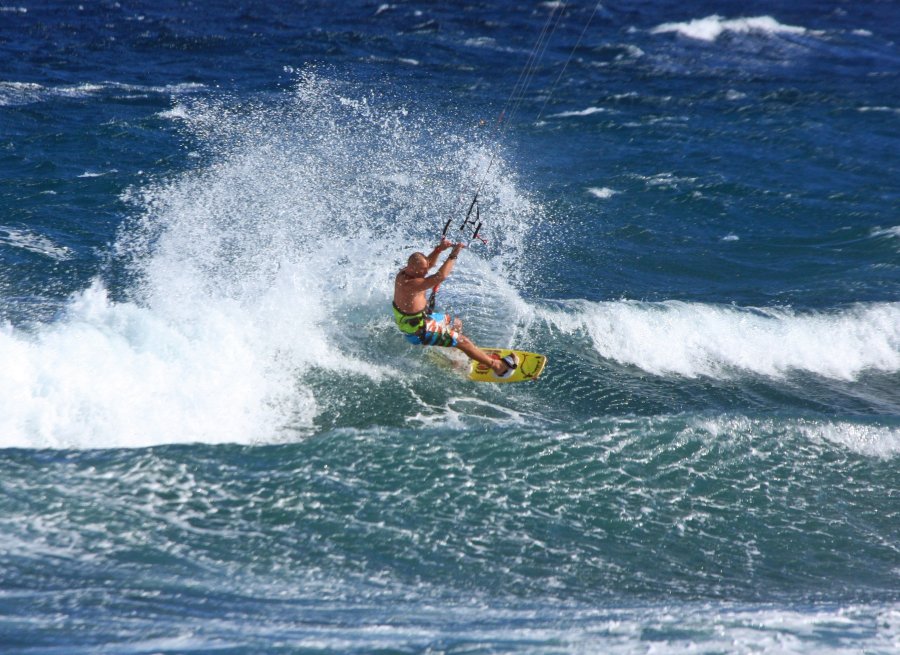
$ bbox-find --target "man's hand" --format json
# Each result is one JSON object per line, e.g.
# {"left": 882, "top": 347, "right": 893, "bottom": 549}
{"left": 439, "top": 238, "right": 453, "bottom": 251}
{"left": 449, "top": 242, "right": 465, "bottom": 258}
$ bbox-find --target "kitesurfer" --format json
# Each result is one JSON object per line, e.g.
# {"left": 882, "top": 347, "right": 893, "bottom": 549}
{"left": 393, "top": 238, "right": 517, "bottom": 377}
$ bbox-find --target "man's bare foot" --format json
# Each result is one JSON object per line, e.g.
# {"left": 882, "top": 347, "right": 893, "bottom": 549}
{"left": 491, "top": 353, "right": 518, "bottom": 378}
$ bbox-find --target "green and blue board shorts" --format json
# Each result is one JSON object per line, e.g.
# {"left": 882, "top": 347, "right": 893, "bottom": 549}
{"left": 392, "top": 303, "right": 459, "bottom": 347}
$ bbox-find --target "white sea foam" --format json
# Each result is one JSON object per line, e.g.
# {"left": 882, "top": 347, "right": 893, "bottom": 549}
{"left": 77, "top": 169, "right": 118, "bottom": 178}
{"left": 110, "top": 81, "right": 206, "bottom": 95}
{"left": 461, "top": 37, "right": 517, "bottom": 55}
{"left": 800, "top": 421, "right": 900, "bottom": 459}
{"left": 691, "top": 415, "right": 900, "bottom": 459}
{"left": 0, "top": 80, "right": 205, "bottom": 106}
{"left": 634, "top": 172, "right": 697, "bottom": 188}
{"left": 465, "top": 37, "right": 497, "bottom": 48}
{"left": 651, "top": 15, "right": 810, "bottom": 42}
{"left": 858, "top": 106, "right": 900, "bottom": 115}
{"left": 871, "top": 225, "right": 900, "bottom": 239}
{"left": 0, "top": 71, "right": 537, "bottom": 449}
{"left": 587, "top": 187, "right": 618, "bottom": 199}
{"left": 0, "top": 227, "right": 74, "bottom": 261}
{"left": 157, "top": 104, "right": 190, "bottom": 121}
{"left": 550, "top": 106, "right": 608, "bottom": 118}
{"left": 0, "top": 281, "right": 313, "bottom": 449}
{"left": 57, "top": 83, "right": 106, "bottom": 96}
{"left": 0, "top": 81, "right": 104, "bottom": 105}
{"left": 55, "top": 595, "right": 890, "bottom": 654}
{"left": 540, "top": 300, "right": 900, "bottom": 380}
{"left": 0, "top": 81, "right": 43, "bottom": 106}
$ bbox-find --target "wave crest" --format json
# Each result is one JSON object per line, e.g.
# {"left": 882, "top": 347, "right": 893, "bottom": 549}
{"left": 651, "top": 15, "right": 811, "bottom": 42}
{"left": 542, "top": 300, "right": 900, "bottom": 380}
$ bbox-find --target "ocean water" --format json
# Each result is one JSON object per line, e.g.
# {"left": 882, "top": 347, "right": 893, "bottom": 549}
{"left": 0, "top": 1, "right": 898, "bottom": 652}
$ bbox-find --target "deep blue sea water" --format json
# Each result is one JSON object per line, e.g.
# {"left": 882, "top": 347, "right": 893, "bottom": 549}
{"left": 1, "top": 1, "right": 898, "bottom": 653}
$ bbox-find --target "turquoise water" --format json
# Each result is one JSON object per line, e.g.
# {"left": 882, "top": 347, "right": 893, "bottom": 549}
{"left": 0, "top": 1, "right": 898, "bottom": 652}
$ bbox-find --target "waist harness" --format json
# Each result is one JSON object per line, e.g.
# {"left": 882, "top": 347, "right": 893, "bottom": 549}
{"left": 392, "top": 302, "right": 426, "bottom": 335}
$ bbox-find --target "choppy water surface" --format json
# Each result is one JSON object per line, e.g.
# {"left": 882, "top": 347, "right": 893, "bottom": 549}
{"left": 0, "top": 1, "right": 897, "bottom": 652}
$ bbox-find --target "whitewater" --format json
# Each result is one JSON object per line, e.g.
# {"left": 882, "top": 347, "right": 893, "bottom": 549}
{"left": 0, "top": 75, "right": 895, "bottom": 449}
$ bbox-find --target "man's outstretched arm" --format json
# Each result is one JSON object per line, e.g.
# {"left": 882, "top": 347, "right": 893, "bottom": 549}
{"left": 430, "top": 242, "right": 464, "bottom": 284}
{"left": 424, "top": 238, "right": 452, "bottom": 269}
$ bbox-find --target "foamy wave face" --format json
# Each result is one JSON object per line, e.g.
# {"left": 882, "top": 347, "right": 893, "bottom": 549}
{"left": 651, "top": 15, "right": 810, "bottom": 42}
{"left": 0, "top": 71, "right": 539, "bottom": 449}
{"left": 800, "top": 421, "right": 900, "bottom": 459}
{"left": 542, "top": 300, "right": 900, "bottom": 380}
{"left": 0, "top": 282, "right": 306, "bottom": 449}
{"left": 692, "top": 415, "right": 900, "bottom": 459}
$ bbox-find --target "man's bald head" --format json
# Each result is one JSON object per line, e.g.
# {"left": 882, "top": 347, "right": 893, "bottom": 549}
{"left": 404, "top": 252, "right": 429, "bottom": 277}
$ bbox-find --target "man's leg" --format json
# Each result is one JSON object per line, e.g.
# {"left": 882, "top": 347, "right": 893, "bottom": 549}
{"left": 455, "top": 335, "right": 509, "bottom": 375}
{"left": 421, "top": 315, "right": 513, "bottom": 376}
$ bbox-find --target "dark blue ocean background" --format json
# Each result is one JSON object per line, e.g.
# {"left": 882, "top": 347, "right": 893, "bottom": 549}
{"left": 1, "top": 1, "right": 898, "bottom": 652}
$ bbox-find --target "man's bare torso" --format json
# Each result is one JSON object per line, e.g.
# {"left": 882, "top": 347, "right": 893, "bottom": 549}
{"left": 393, "top": 271, "right": 427, "bottom": 314}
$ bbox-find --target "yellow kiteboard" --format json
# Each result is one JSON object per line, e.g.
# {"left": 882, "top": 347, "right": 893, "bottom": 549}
{"left": 468, "top": 348, "right": 547, "bottom": 383}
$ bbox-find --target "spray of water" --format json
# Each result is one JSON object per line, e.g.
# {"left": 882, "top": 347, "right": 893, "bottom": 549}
{"left": 1, "top": 71, "right": 896, "bottom": 450}
{"left": 0, "top": 71, "right": 541, "bottom": 448}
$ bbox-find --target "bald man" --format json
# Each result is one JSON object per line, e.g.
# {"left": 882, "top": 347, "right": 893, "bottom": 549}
{"left": 392, "top": 238, "right": 516, "bottom": 377}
